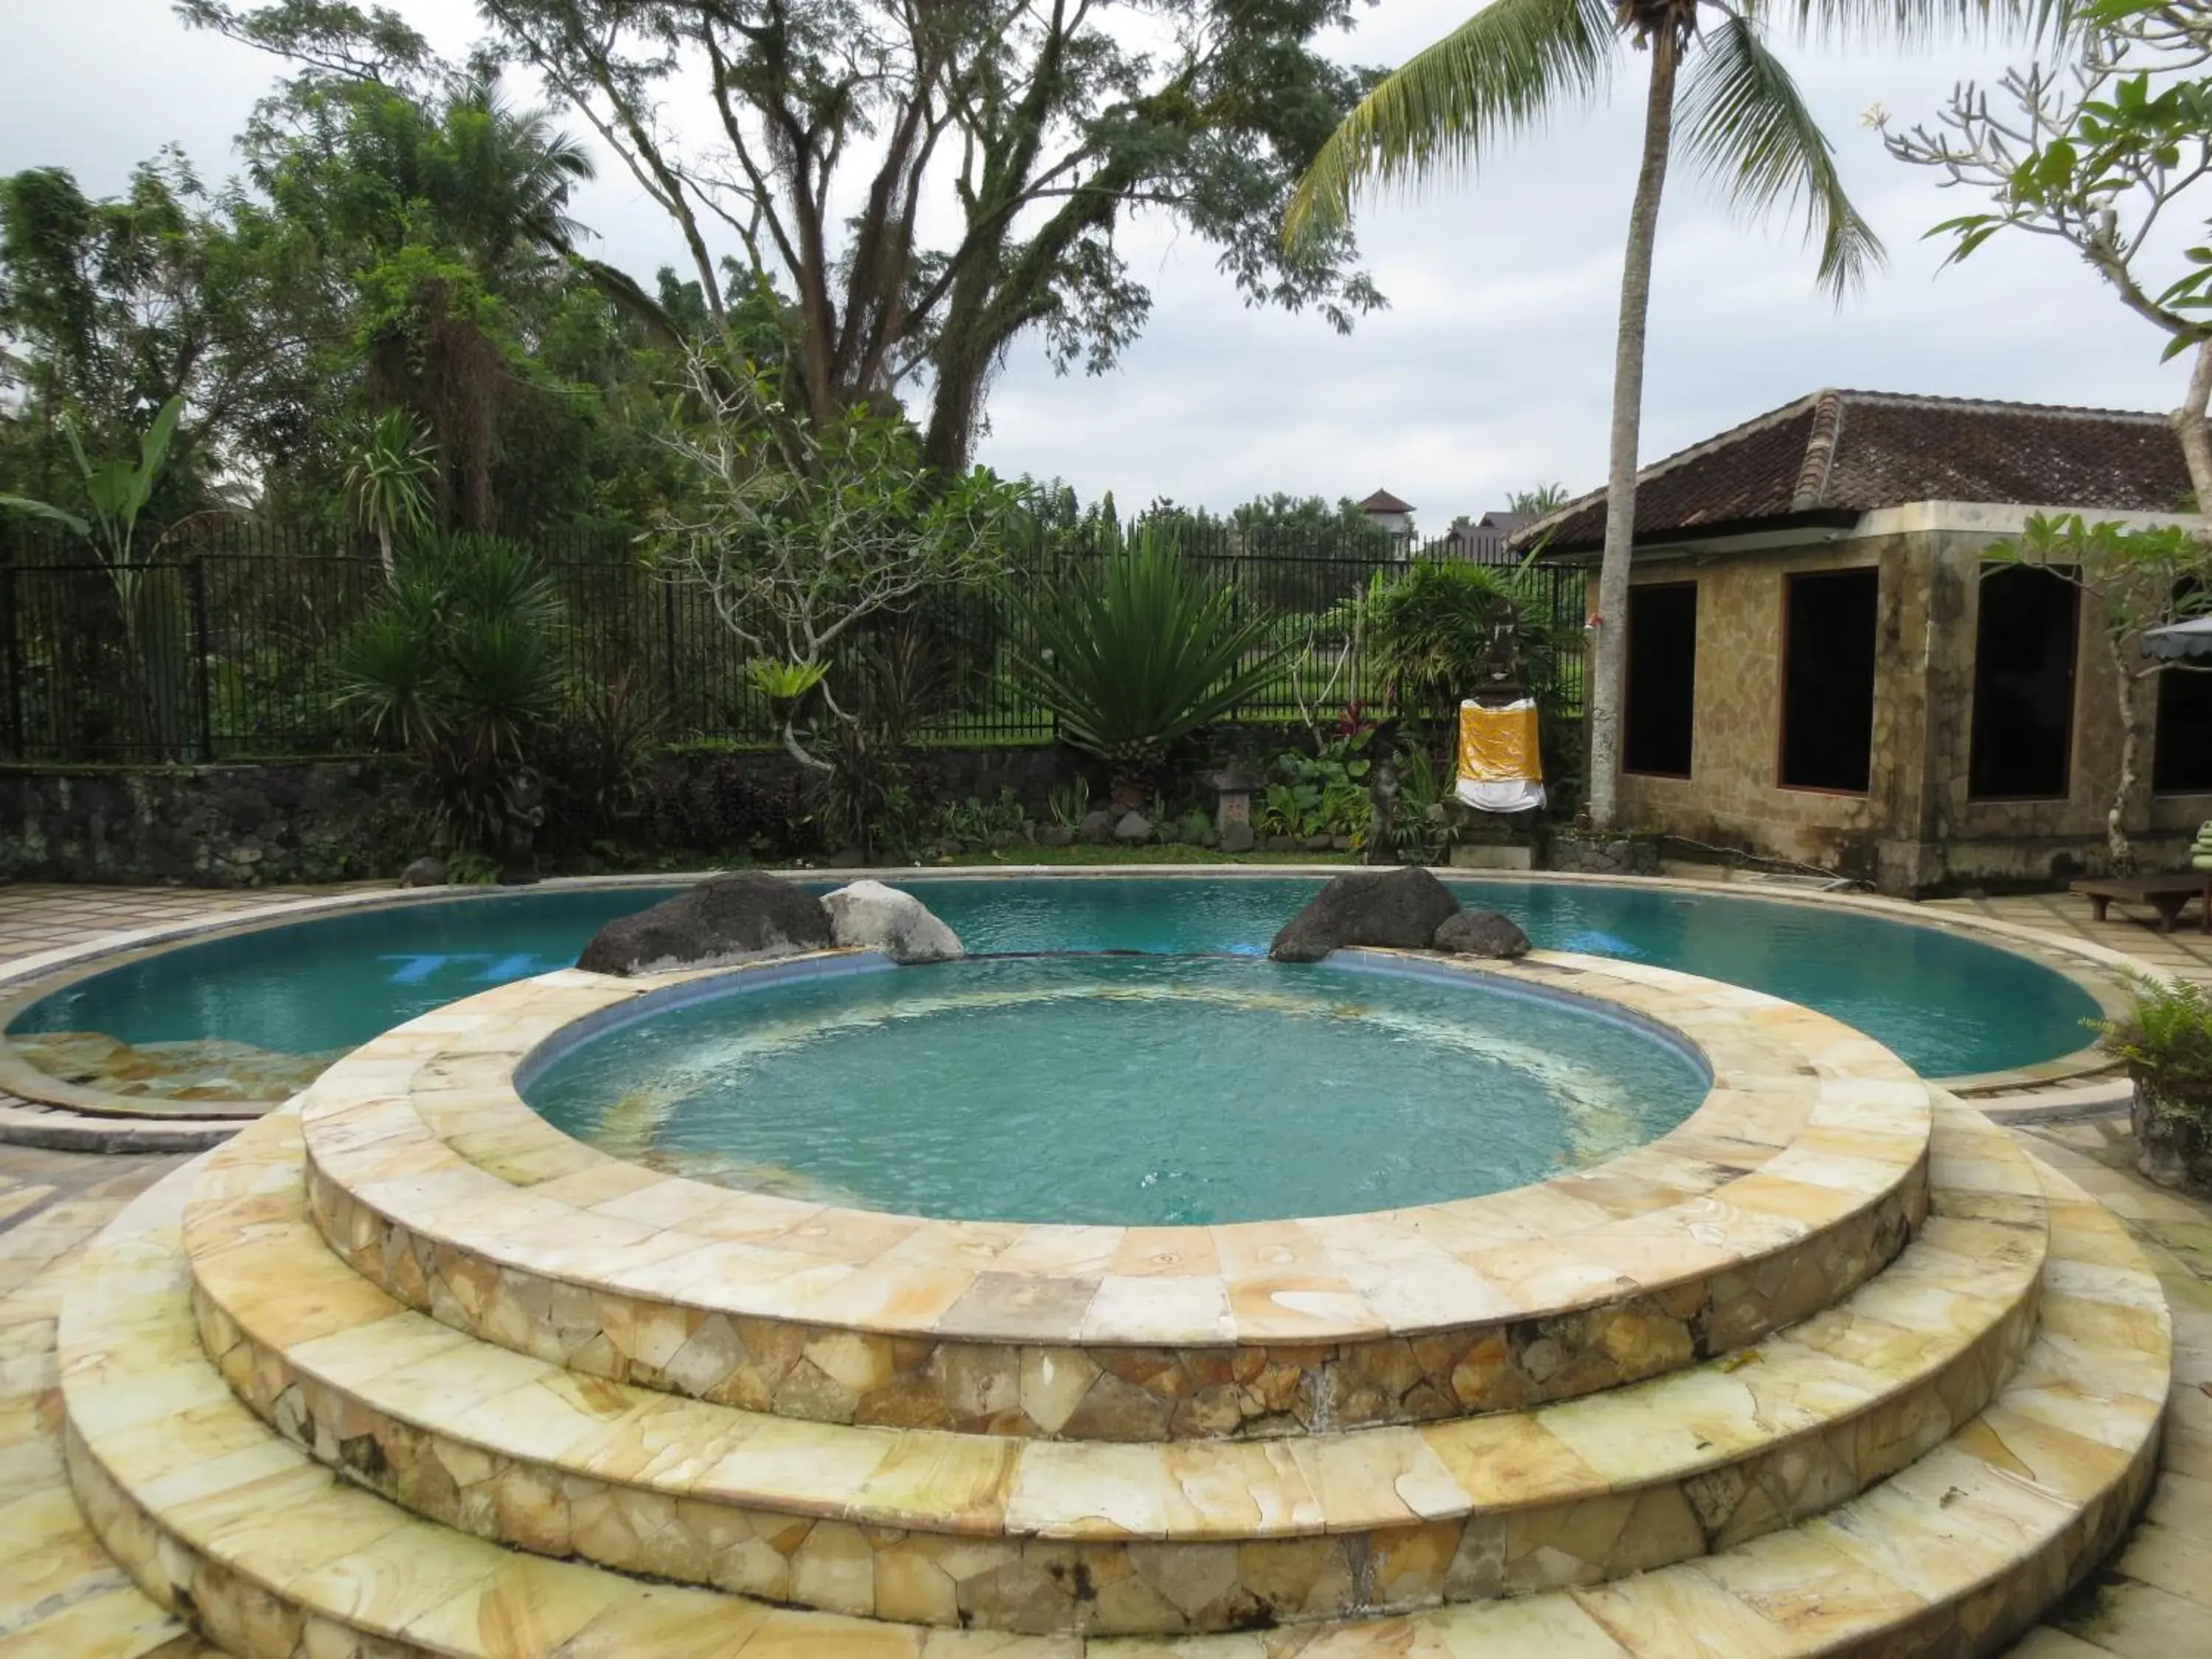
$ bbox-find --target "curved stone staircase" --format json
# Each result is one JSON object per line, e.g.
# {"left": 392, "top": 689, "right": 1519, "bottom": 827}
{"left": 53, "top": 1086, "right": 2171, "bottom": 1657}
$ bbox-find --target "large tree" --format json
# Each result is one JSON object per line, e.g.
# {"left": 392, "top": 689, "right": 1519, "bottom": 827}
{"left": 1284, "top": 0, "right": 2028, "bottom": 832}
{"left": 0, "top": 149, "right": 318, "bottom": 510}
{"left": 181, "top": 0, "right": 1385, "bottom": 470}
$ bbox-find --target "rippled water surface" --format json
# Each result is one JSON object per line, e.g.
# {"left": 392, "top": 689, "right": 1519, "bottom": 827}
{"left": 9, "top": 873, "right": 2101, "bottom": 1079}
{"left": 522, "top": 953, "right": 1711, "bottom": 1225}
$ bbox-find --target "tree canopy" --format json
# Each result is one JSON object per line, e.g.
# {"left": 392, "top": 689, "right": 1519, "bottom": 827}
{"left": 181, "top": 0, "right": 1386, "bottom": 470}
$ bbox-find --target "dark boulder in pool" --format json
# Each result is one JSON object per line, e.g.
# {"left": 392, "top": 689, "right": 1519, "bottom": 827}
{"left": 1433, "top": 909, "right": 1531, "bottom": 959}
{"left": 1269, "top": 866, "right": 1461, "bottom": 962}
{"left": 577, "top": 874, "right": 834, "bottom": 975}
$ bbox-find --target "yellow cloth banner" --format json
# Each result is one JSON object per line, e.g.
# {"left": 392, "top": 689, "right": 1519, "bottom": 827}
{"left": 1456, "top": 699, "right": 1544, "bottom": 785}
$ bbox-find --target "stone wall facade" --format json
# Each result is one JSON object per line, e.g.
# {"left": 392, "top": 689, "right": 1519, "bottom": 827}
{"left": 1613, "top": 504, "right": 2212, "bottom": 894}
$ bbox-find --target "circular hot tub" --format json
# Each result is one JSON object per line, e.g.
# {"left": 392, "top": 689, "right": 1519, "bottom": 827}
{"left": 518, "top": 950, "right": 1711, "bottom": 1225}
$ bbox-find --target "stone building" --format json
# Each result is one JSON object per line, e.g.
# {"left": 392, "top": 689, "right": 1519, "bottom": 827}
{"left": 1516, "top": 389, "right": 2212, "bottom": 895}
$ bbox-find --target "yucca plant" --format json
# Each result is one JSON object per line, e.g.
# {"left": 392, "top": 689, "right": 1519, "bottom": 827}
{"left": 338, "top": 534, "right": 566, "bottom": 859}
{"left": 342, "top": 409, "right": 438, "bottom": 577}
{"left": 1015, "top": 529, "right": 1293, "bottom": 808}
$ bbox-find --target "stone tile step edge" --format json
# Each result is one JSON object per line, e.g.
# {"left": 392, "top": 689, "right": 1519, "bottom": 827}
{"left": 57, "top": 1147, "right": 2171, "bottom": 1658}
{"left": 179, "top": 1107, "right": 2050, "bottom": 1637}
{"left": 0, "top": 1096, "right": 244, "bottom": 1153}
{"left": 297, "top": 1040, "right": 1934, "bottom": 1441}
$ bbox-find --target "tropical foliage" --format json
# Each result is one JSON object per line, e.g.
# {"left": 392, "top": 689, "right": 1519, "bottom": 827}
{"left": 0, "top": 395, "right": 198, "bottom": 751}
{"left": 182, "top": 0, "right": 1385, "bottom": 470}
{"left": 1016, "top": 530, "right": 1295, "bottom": 807}
{"left": 336, "top": 534, "right": 567, "bottom": 857}
{"left": 650, "top": 349, "right": 1027, "bottom": 773}
{"left": 1283, "top": 0, "right": 2030, "bottom": 830}
{"left": 1363, "top": 557, "right": 1574, "bottom": 731}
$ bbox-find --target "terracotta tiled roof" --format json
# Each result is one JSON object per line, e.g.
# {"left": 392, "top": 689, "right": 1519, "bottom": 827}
{"left": 1515, "top": 390, "right": 2193, "bottom": 556}
{"left": 1357, "top": 487, "right": 1416, "bottom": 515}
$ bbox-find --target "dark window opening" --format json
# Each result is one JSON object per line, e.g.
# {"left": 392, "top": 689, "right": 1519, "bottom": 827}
{"left": 1969, "top": 565, "right": 2079, "bottom": 799}
{"left": 2154, "top": 667, "right": 2212, "bottom": 792}
{"left": 1624, "top": 582, "right": 1697, "bottom": 776}
{"left": 1779, "top": 568, "right": 1879, "bottom": 792}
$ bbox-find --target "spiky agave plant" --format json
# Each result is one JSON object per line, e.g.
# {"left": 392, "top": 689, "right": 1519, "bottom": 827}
{"left": 1015, "top": 528, "right": 1293, "bottom": 809}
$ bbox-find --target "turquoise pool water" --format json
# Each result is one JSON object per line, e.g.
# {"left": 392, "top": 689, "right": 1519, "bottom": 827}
{"left": 7, "top": 874, "right": 2101, "bottom": 1080}
{"left": 521, "top": 953, "right": 1711, "bottom": 1225}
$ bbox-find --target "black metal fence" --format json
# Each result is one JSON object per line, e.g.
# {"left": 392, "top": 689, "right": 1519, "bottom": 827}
{"left": 0, "top": 520, "right": 1586, "bottom": 764}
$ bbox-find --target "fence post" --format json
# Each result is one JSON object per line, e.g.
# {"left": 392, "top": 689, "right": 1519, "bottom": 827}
{"left": 190, "top": 557, "right": 214, "bottom": 762}
{"left": 661, "top": 580, "right": 680, "bottom": 724}
{"left": 1, "top": 561, "right": 20, "bottom": 762}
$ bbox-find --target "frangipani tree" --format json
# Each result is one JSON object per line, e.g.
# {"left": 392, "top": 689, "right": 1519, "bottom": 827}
{"left": 1286, "top": 0, "right": 2025, "bottom": 830}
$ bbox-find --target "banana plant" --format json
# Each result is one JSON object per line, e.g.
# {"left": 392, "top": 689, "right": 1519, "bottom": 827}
{"left": 0, "top": 396, "right": 190, "bottom": 751}
{"left": 0, "top": 395, "right": 185, "bottom": 591}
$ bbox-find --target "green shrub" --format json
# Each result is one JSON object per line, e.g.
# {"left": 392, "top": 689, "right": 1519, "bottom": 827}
{"left": 336, "top": 534, "right": 566, "bottom": 857}
{"left": 2096, "top": 976, "right": 2212, "bottom": 1129}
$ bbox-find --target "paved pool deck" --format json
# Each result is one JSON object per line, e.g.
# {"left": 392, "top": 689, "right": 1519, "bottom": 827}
{"left": 0, "top": 877, "right": 2207, "bottom": 1658}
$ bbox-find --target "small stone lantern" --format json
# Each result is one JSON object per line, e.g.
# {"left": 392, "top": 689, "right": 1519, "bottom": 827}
{"left": 1204, "top": 762, "right": 1262, "bottom": 853}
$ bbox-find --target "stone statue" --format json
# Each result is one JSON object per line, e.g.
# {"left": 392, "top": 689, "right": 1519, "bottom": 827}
{"left": 1366, "top": 754, "right": 1401, "bottom": 865}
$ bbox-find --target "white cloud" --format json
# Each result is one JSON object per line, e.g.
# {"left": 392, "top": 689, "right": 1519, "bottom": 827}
{"left": 0, "top": 0, "right": 2176, "bottom": 523}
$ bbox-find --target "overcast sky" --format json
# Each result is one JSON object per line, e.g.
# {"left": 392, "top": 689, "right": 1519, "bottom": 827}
{"left": 0, "top": 0, "right": 2175, "bottom": 524}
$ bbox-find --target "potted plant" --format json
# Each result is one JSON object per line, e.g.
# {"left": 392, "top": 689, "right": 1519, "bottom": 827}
{"left": 2096, "top": 975, "right": 2212, "bottom": 1192}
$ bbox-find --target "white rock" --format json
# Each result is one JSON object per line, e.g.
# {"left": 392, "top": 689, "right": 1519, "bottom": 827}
{"left": 822, "top": 880, "right": 964, "bottom": 964}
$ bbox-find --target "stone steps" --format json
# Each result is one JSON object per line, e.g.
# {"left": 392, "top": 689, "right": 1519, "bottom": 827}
{"left": 296, "top": 953, "right": 1935, "bottom": 1439}
{"left": 182, "top": 1107, "right": 2047, "bottom": 1635}
{"left": 58, "top": 1138, "right": 2170, "bottom": 1658}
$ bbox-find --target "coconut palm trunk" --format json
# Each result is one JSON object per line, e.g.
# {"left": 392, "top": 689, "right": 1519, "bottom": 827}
{"left": 1588, "top": 32, "right": 1683, "bottom": 832}
{"left": 1279, "top": 0, "right": 2039, "bottom": 841}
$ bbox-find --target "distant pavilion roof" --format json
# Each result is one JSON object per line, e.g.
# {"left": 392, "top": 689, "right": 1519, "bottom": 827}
{"left": 1357, "top": 488, "right": 1416, "bottom": 515}
{"left": 1513, "top": 389, "right": 2192, "bottom": 557}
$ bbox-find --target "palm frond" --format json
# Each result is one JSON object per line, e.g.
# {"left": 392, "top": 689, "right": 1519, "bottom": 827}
{"left": 1677, "top": 14, "right": 1885, "bottom": 300}
{"left": 1284, "top": 0, "right": 1617, "bottom": 245}
{"left": 1781, "top": 0, "right": 2062, "bottom": 49}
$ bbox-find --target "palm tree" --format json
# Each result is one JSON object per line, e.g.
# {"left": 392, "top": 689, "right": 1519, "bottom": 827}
{"left": 1287, "top": 0, "right": 1999, "bottom": 830}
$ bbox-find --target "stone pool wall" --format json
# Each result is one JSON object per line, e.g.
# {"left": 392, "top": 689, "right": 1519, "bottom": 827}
{"left": 0, "top": 760, "right": 417, "bottom": 886}
{"left": 0, "top": 746, "right": 1090, "bottom": 885}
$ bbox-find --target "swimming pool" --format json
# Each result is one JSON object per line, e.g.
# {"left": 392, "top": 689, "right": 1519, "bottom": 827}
{"left": 519, "top": 951, "right": 1712, "bottom": 1226}
{"left": 4, "top": 873, "right": 2103, "bottom": 1094}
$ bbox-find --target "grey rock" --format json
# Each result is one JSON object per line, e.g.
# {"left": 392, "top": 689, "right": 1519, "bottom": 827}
{"left": 399, "top": 856, "right": 448, "bottom": 888}
{"left": 577, "top": 874, "right": 833, "bottom": 975}
{"left": 1269, "top": 866, "right": 1462, "bottom": 963}
{"left": 1304, "top": 832, "right": 1335, "bottom": 852}
{"left": 1037, "top": 825, "right": 1076, "bottom": 846}
{"left": 822, "top": 880, "right": 964, "bottom": 964}
{"left": 1079, "top": 809, "right": 1116, "bottom": 846}
{"left": 1114, "top": 811, "right": 1152, "bottom": 844}
{"left": 1329, "top": 835, "right": 1354, "bottom": 852}
{"left": 1220, "top": 821, "right": 1256, "bottom": 854}
{"left": 1433, "top": 909, "right": 1531, "bottom": 959}
{"left": 824, "top": 847, "right": 866, "bottom": 869}
{"left": 1262, "top": 834, "right": 1298, "bottom": 853}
